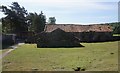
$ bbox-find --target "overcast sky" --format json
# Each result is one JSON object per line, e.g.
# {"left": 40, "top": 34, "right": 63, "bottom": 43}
{"left": 0, "top": 0, "right": 119, "bottom": 24}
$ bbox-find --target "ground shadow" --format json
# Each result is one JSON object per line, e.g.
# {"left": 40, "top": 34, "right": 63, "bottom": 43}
{"left": 37, "top": 44, "right": 85, "bottom": 48}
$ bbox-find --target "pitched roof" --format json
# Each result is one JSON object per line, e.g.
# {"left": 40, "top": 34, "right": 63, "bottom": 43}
{"left": 44, "top": 24, "right": 113, "bottom": 32}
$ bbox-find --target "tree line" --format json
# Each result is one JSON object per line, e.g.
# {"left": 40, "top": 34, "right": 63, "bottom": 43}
{"left": 106, "top": 22, "right": 120, "bottom": 34}
{"left": 1, "top": 2, "right": 56, "bottom": 34}
{"left": 0, "top": 2, "right": 120, "bottom": 35}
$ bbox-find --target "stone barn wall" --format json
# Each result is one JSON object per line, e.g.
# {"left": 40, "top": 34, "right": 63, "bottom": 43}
{"left": 70, "top": 32, "right": 113, "bottom": 42}
{"left": 44, "top": 24, "right": 113, "bottom": 42}
{"left": 37, "top": 29, "right": 83, "bottom": 48}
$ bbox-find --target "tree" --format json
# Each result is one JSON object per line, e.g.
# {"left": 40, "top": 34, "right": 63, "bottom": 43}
{"left": 1, "top": 2, "right": 28, "bottom": 34}
{"left": 26, "top": 12, "right": 35, "bottom": 32}
{"left": 108, "top": 22, "right": 120, "bottom": 34}
{"left": 48, "top": 17, "right": 56, "bottom": 24}
{"left": 0, "top": 20, "right": 1, "bottom": 35}
{"left": 27, "top": 11, "right": 46, "bottom": 33}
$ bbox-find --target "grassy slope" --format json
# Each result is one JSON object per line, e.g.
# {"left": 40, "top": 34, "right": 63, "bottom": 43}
{"left": 2, "top": 41, "right": 119, "bottom": 71}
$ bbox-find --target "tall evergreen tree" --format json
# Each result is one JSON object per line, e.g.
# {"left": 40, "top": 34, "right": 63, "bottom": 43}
{"left": 27, "top": 11, "right": 46, "bottom": 33}
{"left": 1, "top": 2, "right": 28, "bottom": 34}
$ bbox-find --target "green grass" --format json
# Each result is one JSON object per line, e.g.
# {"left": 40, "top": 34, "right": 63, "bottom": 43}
{"left": 0, "top": 48, "right": 12, "bottom": 55}
{"left": 2, "top": 41, "right": 119, "bottom": 71}
{"left": 0, "top": 50, "right": 2, "bottom": 54}
{"left": 113, "top": 34, "right": 120, "bottom": 36}
{"left": 2, "top": 48, "right": 11, "bottom": 53}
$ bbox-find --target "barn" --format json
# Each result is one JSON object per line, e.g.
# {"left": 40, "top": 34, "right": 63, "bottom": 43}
{"left": 37, "top": 28, "right": 83, "bottom": 48}
{"left": 36, "top": 24, "right": 113, "bottom": 48}
{"left": 44, "top": 24, "right": 113, "bottom": 42}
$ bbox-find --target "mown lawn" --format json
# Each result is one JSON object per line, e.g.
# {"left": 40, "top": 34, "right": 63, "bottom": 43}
{"left": 0, "top": 48, "right": 12, "bottom": 56}
{"left": 2, "top": 48, "right": 12, "bottom": 54}
{"left": 0, "top": 50, "right": 2, "bottom": 54}
{"left": 113, "top": 34, "right": 120, "bottom": 36}
{"left": 2, "top": 41, "right": 119, "bottom": 71}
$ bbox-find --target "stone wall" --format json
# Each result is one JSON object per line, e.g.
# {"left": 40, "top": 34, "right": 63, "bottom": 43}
{"left": 70, "top": 32, "right": 113, "bottom": 42}
{"left": 37, "top": 29, "right": 83, "bottom": 48}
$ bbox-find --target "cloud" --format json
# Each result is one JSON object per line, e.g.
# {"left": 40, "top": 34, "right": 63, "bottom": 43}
{"left": 0, "top": 0, "right": 118, "bottom": 24}
{"left": 1, "top": 0, "right": 119, "bottom": 3}
{"left": 1, "top": 0, "right": 117, "bottom": 11}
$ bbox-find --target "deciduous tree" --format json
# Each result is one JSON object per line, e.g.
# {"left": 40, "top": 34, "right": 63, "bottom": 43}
{"left": 48, "top": 17, "right": 56, "bottom": 24}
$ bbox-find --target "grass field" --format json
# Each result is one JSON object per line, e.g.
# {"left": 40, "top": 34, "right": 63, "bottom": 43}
{"left": 2, "top": 48, "right": 12, "bottom": 54}
{"left": 2, "top": 41, "right": 119, "bottom": 71}
{"left": 0, "top": 48, "right": 12, "bottom": 55}
{"left": 0, "top": 50, "right": 2, "bottom": 54}
{"left": 113, "top": 34, "right": 120, "bottom": 36}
